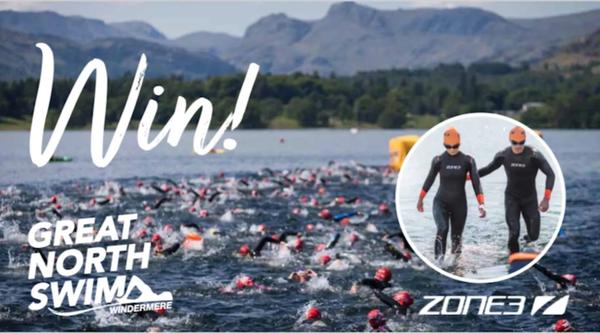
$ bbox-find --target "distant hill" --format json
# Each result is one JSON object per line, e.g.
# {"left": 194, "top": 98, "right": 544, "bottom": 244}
{"left": 539, "top": 29, "right": 600, "bottom": 70}
{"left": 0, "top": 28, "right": 237, "bottom": 80}
{"left": 172, "top": 31, "right": 241, "bottom": 54}
{"left": 109, "top": 21, "right": 167, "bottom": 42}
{"left": 4, "top": 3, "right": 600, "bottom": 78}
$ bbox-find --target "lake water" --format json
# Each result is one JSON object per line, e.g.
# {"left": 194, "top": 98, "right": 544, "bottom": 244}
{"left": 0, "top": 129, "right": 599, "bottom": 331}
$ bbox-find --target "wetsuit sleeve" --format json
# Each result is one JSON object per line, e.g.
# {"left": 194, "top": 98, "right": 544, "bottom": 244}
{"left": 534, "top": 264, "right": 568, "bottom": 287}
{"left": 468, "top": 156, "right": 485, "bottom": 205}
{"left": 372, "top": 290, "right": 408, "bottom": 315}
{"left": 533, "top": 151, "right": 555, "bottom": 199}
{"left": 358, "top": 278, "right": 391, "bottom": 290}
{"left": 161, "top": 242, "right": 180, "bottom": 256}
{"left": 278, "top": 231, "right": 298, "bottom": 243}
{"left": 420, "top": 156, "right": 441, "bottom": 198}
{"left": 384, "top": 242, "right": 411, "bottom": 262}
{"left": 478, "top": 152, "right": 504, "bottom": 178}
{"left": 253, "top": 236, "right": 279, "bottom": 256}
{"left": 326, "top": 233, "right": 341, "bottom": 249}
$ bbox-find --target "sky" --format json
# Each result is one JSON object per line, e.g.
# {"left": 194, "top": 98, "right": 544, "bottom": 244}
{"left": 1, "top": 1, "right": 600, "bottom": 38}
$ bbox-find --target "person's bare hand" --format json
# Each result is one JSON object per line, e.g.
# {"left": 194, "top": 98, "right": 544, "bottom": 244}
{"left": 417, "top": 199, "right": 424, "bottom": 213}
{"left": 539, "top": 198, "right": 549, "bottom": 212}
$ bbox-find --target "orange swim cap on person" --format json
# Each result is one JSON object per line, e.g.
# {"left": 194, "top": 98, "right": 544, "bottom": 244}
{"left": 509, "top": 126, "right": 526, "bottom": 142}
{"left": 443, "top": 127, "right": 460, "bottom": 146}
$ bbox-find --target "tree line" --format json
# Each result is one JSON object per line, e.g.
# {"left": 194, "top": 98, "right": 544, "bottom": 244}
{"left": 1, "top": 62, "right": 599, "bottom": 129}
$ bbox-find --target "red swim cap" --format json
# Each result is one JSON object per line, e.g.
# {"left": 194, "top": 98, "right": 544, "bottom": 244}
{"left": 319, "top": 209, "right": 332, "bottom": 220}
{"left": 154, "top": 307, "right": 167, "bottom": 316}
{"left": 378, "top": 203, "right": 390, "bottom": 213}
{"left": 315, "top": 243, "right": 326, "bottom": 252}
{"left": 367, "top": 309, "right": 382, "bottom": 320}
{"left": 294, "top": 237, "right": 303, "bottom": 251}
{"left": 306, "top": 224, "right": 315, "bottom": 232}
{"left": 320, "top": 254, "right": 331, "bottom": 265}
{"left": 374, "top": 267, "right": 392, "bottom": 282}
{"left": 151, "top": 234, "right": 161, "bottom": 243}
{"left": 50, "top": 195, "right": 58, "bottom": 204}
{"left": 306, "top": 307, "right": 321, "bottom": 321}
{"left": 340, "top": 217, "right": 350, "bottom": 227}
{"left": 239, "top": 244, "right": 250, "bottom": 256}
{"left": 367, "top": 309, "right": 386, "bottom": 329}
{"left": 199, "top": 209, "right": 209, "bottom": 218}
{"left": 236, "top": 276, "right": 254, "bottom": 289}
{"left": 335, "top": 196, "right": 345, "bottom": 204}
{"left": 555, "top": 319, "right": 572, "bottom": 332}
{"left": 561, "top": 274, "right": 577, "bottom": 286}
{"left": 393, "top": 291, "right": 414, "bottom": 307}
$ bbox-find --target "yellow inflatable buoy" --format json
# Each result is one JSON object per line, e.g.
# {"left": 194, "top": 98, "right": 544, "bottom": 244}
{"left": 388, "top": 135, "right": 419, "bottom": 172}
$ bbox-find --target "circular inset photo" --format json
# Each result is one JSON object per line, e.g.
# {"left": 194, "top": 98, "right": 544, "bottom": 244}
{"left": 396, "top": 113, "right": 566, "bottom": 283}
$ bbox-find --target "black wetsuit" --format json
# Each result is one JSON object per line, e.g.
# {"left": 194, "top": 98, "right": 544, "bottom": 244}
{"left": 478, "top": 146, "right": 555, "bottom": 253}
{"left": 252, "top": 231, "right": 297, "bottom": 256}
{"left": 533, "top": 264, "right": 572, "bottom": 288}
{"left": 384, "top": 232, "right": 414, "bottom": 253}
{"left": 372, "top": 289, "right": 409, "bottom": 315}
{"left": 358, "top": 278, "right": 391, "bottom": 291}
{"left": 422, "top": 152, "right": 483, "bottom": 259}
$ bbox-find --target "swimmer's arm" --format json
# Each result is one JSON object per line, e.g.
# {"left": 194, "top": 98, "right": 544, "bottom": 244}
{"left": 373, "top": 289, "right": 408, "bottom": 315}
{"left": 160, "top": 242, "right": 181, "bottom": 256}
{"left": 253, "top": 236, "right": 279, "bottom": 256}
{"left": 383, "top": 231, "right": 404, "bottom": 240}
{"left": 420, "top": 156, "right": 441, "bottom": 197}
{"left": 359, "top": 278, "right": 390, "bottom": 290}
{"left": 534, "top": 152, "right": 555, "bottom": 199}
{"left": 153, "top": 196, "right": 170, "bottom": 209}
{"left": 534, "top": 264, "right": 565, "bottom": 286}
{"left": 468, "top": 157, "right": 485, "bottom": 205}
{"left": 384, "top": 242, "right": 410, "bottom": 262}
{"left": 151, "top": 184, "right": 167, "bottom": 194}
{"left": 279, "top": 231, "right": 298, "bottom": 243}
{"left": 326, "top": 233, "right": 341, "bottom": 249}
{"left": 478, "top": 152, "right": 503, "bottom": 177}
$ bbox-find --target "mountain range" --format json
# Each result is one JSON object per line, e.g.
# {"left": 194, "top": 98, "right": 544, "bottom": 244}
{"left": 2, "top": 2, "right": 600, "bottom": 80}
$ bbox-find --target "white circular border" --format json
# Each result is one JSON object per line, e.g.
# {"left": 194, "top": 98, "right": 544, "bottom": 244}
{"left": 395, "top": 113, "right": 567, "bottom": 284}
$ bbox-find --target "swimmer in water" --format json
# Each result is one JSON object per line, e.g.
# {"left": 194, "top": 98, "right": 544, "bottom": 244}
{"left": 478, "top": 126, "right": 555, "bottom": 253}
{"left": 367, "top": 309, "right": 389, "bottom": 332}
{"left": 246, "top": 231, "right": 301, "bottom": 257}
{"left": 417, "top": 127, "right": 486, "bottom": 260}
{"left": 151, "top": 234, "right": 181, "bottom": 256}
{"left": 534, "top": 264, "right": 576, "bottom": 289}
{"left": 372, "top": 290, "right": 414, "bottom": 315}
{"left": 382, "top": 231, "right": 413, "bottom": 262}
{"left": 289, "top": 269, "right": 318, "bottom": 283}
{"left": 554, "top": 319, "right": 573, "bottom": 332}
{"left": 351, "top": 267, "right": 392, "bottom": 293}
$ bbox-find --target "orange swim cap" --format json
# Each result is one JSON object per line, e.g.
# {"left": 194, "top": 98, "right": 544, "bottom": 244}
{"left": 443, "top": 127, "right": 460, "bottom": 146}
{"left": 509, "top": 126, "right": 526, "bottom": 142}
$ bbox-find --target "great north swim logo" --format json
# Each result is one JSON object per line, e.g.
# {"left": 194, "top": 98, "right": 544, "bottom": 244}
{"left": 27, "top": 213, "right": 173, "bottom": 316}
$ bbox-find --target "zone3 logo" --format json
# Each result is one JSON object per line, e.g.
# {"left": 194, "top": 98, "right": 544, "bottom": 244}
{"left": 419, "top": 295, "right": 569, "bottom": 316}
